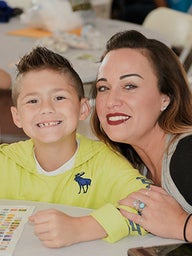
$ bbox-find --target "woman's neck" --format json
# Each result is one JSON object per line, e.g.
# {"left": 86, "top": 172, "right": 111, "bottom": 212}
{"left": 133, "top": 129, "right": 167, "bottom": 186}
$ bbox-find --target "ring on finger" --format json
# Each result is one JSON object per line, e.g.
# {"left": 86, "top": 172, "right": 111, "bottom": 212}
{"left": 133, "top": 199, "right": 146, "bottom": 214}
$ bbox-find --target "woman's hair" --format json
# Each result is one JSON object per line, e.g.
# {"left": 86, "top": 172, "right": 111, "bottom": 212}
{"left": 12, "top": 46, "right": 84, "bottom": 106}
{"left": 91, "top": 30, "right": 192, "bottom": 169}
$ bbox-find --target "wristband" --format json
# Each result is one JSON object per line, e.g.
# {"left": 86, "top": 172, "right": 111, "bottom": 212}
{"left": 183, "top": 213, "right": 192, "bottom": 242}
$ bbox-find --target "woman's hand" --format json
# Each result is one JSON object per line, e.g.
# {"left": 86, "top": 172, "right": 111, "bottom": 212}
{"left": 29, "top": 209, "right": 106, "bottom": 248}
{"left": 119, "top": 185, "right": 188, "bottom": 240}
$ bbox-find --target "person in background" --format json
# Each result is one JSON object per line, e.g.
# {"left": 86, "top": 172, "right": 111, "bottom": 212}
{"left": 166, "top": 0, "right": 192, "bottom": 13}
{"left": 0, "top": 68, "right": 11, "bottom": 89}
{"left": 91, "top": 30, "right": 192, "bottom": 242}
{"left": 0, "top": 46, "right": 151, "bottom": 248}
{"left": 111, "top": 0, "right": 191, "bottom": 25}
{"left": 111, "top": 0, "right": 158, "bottom": 24}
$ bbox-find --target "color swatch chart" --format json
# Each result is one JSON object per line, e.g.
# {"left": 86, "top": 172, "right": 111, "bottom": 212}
{"left": 0, "top": 205, "right": 35, "bottom": 256}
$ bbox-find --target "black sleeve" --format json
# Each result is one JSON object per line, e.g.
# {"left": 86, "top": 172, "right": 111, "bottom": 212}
{"left": 170, "top": 135, "right": 192, "bottom": 205}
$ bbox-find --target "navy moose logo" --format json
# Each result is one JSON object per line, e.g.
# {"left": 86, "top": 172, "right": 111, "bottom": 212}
{"left": 74, "top": 172, "right": 91, "bottom": 194}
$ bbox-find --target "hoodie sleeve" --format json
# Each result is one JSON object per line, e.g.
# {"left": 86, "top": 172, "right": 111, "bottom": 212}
{"left": 90, "top": 203, "right": 147, "bottom": 243}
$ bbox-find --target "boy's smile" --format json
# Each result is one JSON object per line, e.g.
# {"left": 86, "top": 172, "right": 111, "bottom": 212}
{"left": 36, "top": 120, "right": 63, "bottom": 128}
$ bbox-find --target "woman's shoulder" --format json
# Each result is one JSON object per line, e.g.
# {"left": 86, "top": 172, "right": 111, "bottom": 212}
{"left": 167, "top": 133, "right": 192, "bottom": 152}
{"left": 174, "top": 133, "right": 192, "bottom": 150}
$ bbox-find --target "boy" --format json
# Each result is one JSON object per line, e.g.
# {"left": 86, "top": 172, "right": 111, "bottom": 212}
{"left": 0, "top": 47, "right": 150, "bottom": 248}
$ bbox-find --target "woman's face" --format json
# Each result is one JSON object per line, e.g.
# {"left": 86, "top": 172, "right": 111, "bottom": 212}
{"left": 95, "top": 48, "right": 169, "bottom": 145}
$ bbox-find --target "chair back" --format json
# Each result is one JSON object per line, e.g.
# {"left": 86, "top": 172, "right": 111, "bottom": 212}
{"left": 143, "top": 7, "right": 192, "bottom": 48}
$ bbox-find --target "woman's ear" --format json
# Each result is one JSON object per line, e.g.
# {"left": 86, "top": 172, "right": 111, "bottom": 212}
{"left": 10, "top": 106, "right": 22, "bottom": 128}
{"left": 79, "top": 98, "right": 91, "bottom": 121}
{"left": 160, "top": 95, "right": 170, "bottom": 111}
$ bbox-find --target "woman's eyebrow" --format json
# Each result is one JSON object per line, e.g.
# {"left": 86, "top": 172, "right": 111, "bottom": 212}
{"left": 96, "top": 78, "right": 107, "bottom": 83}
{"left": 120, "top": 74, "right": 144, "bottom": 80}
{"left": 96, "top": 74, "right": 144, "bottom": 83}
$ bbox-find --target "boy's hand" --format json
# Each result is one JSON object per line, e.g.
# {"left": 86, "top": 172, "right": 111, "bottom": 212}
{"left": 29, "top": 209, "right": 81, "bottom": 247}
{"left": 29, "top": 209, "right": 106, "bottom": 248}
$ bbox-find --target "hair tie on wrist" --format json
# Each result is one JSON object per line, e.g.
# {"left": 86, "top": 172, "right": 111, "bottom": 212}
{"left": 183, "top": 213, "right": 192, "bottom": 242}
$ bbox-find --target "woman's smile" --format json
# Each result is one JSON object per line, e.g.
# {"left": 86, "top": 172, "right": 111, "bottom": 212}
{"left": 106, "top": 113, "right": 131, "bottom": 125}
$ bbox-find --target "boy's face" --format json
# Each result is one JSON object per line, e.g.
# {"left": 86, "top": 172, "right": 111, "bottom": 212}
{"left": 11, "top": 69, "right": 89, "bottom": 144}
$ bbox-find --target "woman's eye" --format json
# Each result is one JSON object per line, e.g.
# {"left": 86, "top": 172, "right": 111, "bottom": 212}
{"left": 96, "top": 85, "right": 108, "bottom": 92}
{"left": 125, "top": 84, "right": 137, "bottom": 90}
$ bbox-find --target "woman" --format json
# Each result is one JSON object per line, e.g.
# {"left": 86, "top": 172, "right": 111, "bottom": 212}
{"left": 91, "top": 30, "right": 192, "bottom": 242}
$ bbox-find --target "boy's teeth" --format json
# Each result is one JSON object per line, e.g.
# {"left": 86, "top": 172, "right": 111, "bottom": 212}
{"left": 38, "top": 121, "right": 61, "bottom": 127}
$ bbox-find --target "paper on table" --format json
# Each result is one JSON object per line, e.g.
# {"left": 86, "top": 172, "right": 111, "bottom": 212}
{"left": 7, "top": 27, "right": 82, "bottom": 38}
{"left": 0, "top": 205, "right": 35, "bottom": 256}
{"left": 7, "top": 27, "right": 52, "bottom": 38}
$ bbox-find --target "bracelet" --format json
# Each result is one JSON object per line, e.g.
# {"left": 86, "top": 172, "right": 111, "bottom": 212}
{"left": 183, "top": 213, "right": 192, "bottom": 242}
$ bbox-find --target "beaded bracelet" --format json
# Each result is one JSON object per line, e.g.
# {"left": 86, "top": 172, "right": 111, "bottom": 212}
{"left": 183, "top": 213, "right": 192, "bottom": 242}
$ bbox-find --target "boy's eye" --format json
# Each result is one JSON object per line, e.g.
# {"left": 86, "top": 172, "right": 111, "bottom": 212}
{"left": 27, "top": 99, "right": 38, "bottom": 104}
{"left": 55, "top": 96, "right": 66, "bottom": 101}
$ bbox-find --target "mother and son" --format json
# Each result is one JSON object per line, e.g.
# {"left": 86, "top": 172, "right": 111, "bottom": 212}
{"left": 0, "top": 29, "right": 192, "bottom": 247}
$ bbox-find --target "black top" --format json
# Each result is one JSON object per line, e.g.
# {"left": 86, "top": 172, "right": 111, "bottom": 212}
{"left": 170, "top": 135, "right": 192, "bottom": 205}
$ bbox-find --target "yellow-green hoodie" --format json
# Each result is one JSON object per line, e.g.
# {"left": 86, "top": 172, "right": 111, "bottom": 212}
{"left": 0, "top": 134, "right": 150, "bottom": 242}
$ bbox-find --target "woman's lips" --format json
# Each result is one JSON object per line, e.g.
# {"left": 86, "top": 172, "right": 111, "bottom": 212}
{"left": 106, "top": 113, "right": 130, "bottom": 125}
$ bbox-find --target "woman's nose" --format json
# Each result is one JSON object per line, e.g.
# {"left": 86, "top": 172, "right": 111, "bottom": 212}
{"left": 106, "top": 90, "right": 122, "bottom": 108}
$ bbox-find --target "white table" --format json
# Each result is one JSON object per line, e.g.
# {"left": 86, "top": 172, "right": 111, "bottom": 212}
{"left": 0, "top": 199, "right": 182, "bottom": 256}
{"left": 0, "top": 17, "right": 169, "bottom": 84}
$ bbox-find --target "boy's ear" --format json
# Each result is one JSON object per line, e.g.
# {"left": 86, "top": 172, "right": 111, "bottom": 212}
{"left": 10, "top": 106, "right": 22, "bottom": 128}
{"left": 79, "top": 98, "right": 90, "bottom": 121}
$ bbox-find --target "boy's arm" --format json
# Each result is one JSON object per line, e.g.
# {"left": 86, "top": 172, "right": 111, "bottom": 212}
{"left": 29, "top": 204, "right": 147, "bottom": 248}
{"left": 90, "top": 203, "right": 147, "bottom": 243}
{"left": 29, "top": 209, "right": 107, "bottom": 248}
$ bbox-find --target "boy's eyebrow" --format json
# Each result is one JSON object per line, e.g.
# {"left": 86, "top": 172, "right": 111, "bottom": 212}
{"left": 22, "top": 88, "right": 70, "bottom": 96}
{"left": 96, "top": 74, "right": 144, "bottom": 83}
{"left": 19, "top": 88, "right": 71, "bottom": 99}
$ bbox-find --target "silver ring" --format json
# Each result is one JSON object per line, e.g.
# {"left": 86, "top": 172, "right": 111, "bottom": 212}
{"left": 133, "top": 200, "right": 146, "bottom": 214}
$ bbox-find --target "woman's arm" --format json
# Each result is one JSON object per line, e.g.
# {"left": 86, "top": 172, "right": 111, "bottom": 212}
{"left": 153, "top": 0, "right": 168, "bottom": 7}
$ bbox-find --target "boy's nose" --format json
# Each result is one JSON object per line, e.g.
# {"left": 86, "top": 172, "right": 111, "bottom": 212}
{"left": 40, "top": 100, "right": 55, "bottom": 114}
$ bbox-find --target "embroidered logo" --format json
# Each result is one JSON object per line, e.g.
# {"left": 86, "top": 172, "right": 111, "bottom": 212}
{"left": 74, "top": 172, "right": 91, "bottom": 194}
{"left": 136, "top": 177, "right": 152, "bottom": 188}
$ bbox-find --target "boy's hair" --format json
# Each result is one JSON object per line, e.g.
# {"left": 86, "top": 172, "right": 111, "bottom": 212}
{"left": 12, "top": 46, "right": 85, "bottom": 106}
